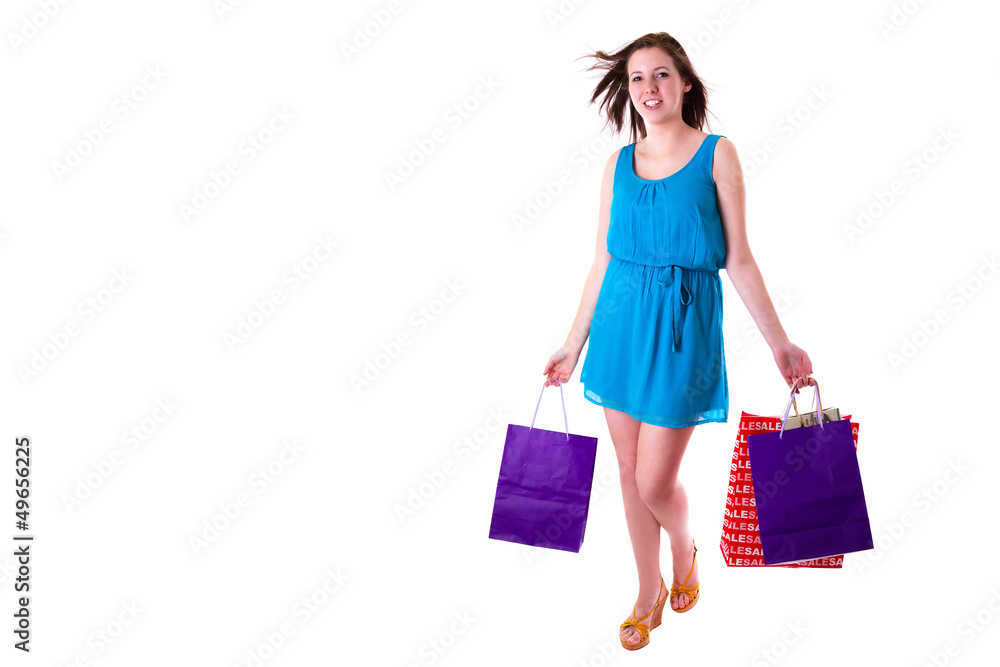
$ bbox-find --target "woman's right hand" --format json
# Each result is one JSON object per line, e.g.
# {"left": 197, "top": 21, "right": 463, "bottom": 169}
{"left": 543, "top": 346, "right": 580, "bottom": 387}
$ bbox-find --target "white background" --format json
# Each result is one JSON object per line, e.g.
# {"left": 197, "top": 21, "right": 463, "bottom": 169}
{"left": 3, "top": 0, "right": 999, "bottom": 665}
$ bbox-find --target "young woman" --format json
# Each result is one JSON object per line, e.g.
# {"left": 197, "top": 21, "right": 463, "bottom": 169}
{"left": 542, "top": 32, "right": 815, "bottom": 650}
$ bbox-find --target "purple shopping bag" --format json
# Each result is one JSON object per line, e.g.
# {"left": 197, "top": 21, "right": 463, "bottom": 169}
{"left": 488, "top": 379, "right": 598, "bottom": 553}
{"left": 747, "top": 379, "right": 873, "bottom": 565}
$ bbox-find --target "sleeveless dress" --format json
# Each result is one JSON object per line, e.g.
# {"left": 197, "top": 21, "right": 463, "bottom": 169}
{"left": 579, "top": 134, "right": 729, "bottom": 428}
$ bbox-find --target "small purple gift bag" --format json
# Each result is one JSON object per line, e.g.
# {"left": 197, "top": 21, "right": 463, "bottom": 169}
{"left": 488, "top": 379, "right": 599, "bottom": 553}
{"left": 747, "top": 378, "right": 874, "bottom": 565}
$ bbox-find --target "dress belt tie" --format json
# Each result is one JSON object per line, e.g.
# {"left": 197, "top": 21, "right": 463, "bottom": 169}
{"left": 656, "top": 265, "right": 717, "bottom": 352}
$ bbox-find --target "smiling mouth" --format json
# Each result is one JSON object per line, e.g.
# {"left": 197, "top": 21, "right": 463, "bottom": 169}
{"left": 643, "top": 100, "right": 662, "bottom": 108}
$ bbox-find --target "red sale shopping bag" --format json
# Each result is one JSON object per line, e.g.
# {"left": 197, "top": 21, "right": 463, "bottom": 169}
{"left": 720, "top": 411, "right": 860, "bottom": 568}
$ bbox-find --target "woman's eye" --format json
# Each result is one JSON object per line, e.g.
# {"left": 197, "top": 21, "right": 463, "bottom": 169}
{"left": 632, "top": 73, "right": 668, "bottom": 82}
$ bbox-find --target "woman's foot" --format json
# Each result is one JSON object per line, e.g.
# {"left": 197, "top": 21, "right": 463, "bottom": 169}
{"left": 620, "top": 581, "right": 666, "bottom": 647}
{"left": 670, "top": 538, "right": 699, "bottom": 610}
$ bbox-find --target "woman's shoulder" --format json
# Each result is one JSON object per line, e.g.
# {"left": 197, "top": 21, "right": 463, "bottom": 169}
{"left": 711, "top": 134, "right": 736, "bottom": 157}
{"left": 710, "top": 135, "right": 741, "bottom": 185}
{"left": 604, "top": 146, "right": 625, "bottom": 171}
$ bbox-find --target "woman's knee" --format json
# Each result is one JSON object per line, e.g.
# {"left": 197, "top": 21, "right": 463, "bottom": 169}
{"left": 610, "top": 446, "right": 638, "bottom": 484}
{"left": 636, "top": 473, "right": 683, "bottom": 508}
{"left": 617, "top": 460, "right": 638, "bottom": 487}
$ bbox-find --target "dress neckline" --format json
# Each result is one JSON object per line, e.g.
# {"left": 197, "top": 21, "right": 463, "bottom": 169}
{"left": 630, "top": 134, "right": 711, "bottom": 182}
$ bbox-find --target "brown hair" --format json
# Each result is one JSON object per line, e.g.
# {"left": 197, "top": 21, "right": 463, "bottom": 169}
{"left": 577, "top": 32, "right": 716, "bottom": 144}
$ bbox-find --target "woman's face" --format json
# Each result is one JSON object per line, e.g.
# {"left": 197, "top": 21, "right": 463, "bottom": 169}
{"left": 626, "top": 47, "right": 691, "bottom": 123}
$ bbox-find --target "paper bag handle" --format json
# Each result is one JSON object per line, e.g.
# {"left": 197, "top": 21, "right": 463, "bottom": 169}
{"left": 778, "top": 376, "right": 824, "bottom": 439}
{"left": 787, "top": 380, "right": 822, "bottom": 429}
{"left": 530, "top": 378, "right": 570, "bottom": 440}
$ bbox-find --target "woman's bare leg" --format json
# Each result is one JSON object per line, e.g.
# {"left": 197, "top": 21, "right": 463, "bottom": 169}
{"left": 603, "top": 406, "right": 666, "bottom": 646}
{"left": 634, "top": 421, "right": 699, "bottom": 610}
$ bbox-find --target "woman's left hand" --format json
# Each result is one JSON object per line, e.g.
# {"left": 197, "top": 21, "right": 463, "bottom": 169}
{"left": 772, "top": 341, "right": 814, "bottom": 392}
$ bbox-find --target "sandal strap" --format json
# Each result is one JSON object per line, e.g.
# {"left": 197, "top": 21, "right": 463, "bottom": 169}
{"left": 620, "top": 618, "right": 650, "bottom": 641}
{"left": 672, "top": 539, "right": 699, "bottom": 591}
{"left": 670, "top": 582, "right": 700, "bottom": 597}
{"left": 621, "top": 577, "right": 668, "bottom": 642}
{"left": 620, "top": 604, "right": 654, "bottom": 641}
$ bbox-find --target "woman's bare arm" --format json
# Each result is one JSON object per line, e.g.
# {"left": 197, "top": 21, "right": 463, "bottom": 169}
{"left": 714, "top": 138, "right": 813, "bottom": 387}
{"left": 714, "top": 138, "right": 788, "bottom": 349}
{"left": 563, "top": 149, "right": 618, "bottom": 356}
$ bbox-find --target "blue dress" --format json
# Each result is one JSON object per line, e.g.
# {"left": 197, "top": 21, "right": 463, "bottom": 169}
{"left": 580, "top": 134, "right": 729, "bottom": 428}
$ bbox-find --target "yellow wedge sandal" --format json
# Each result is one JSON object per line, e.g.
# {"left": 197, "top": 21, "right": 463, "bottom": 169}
{"left": 670, "top": 537, "right": 700, "bottom": 613}
{"left": 620, "top": 577, "right": 668, "bottom": 650}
